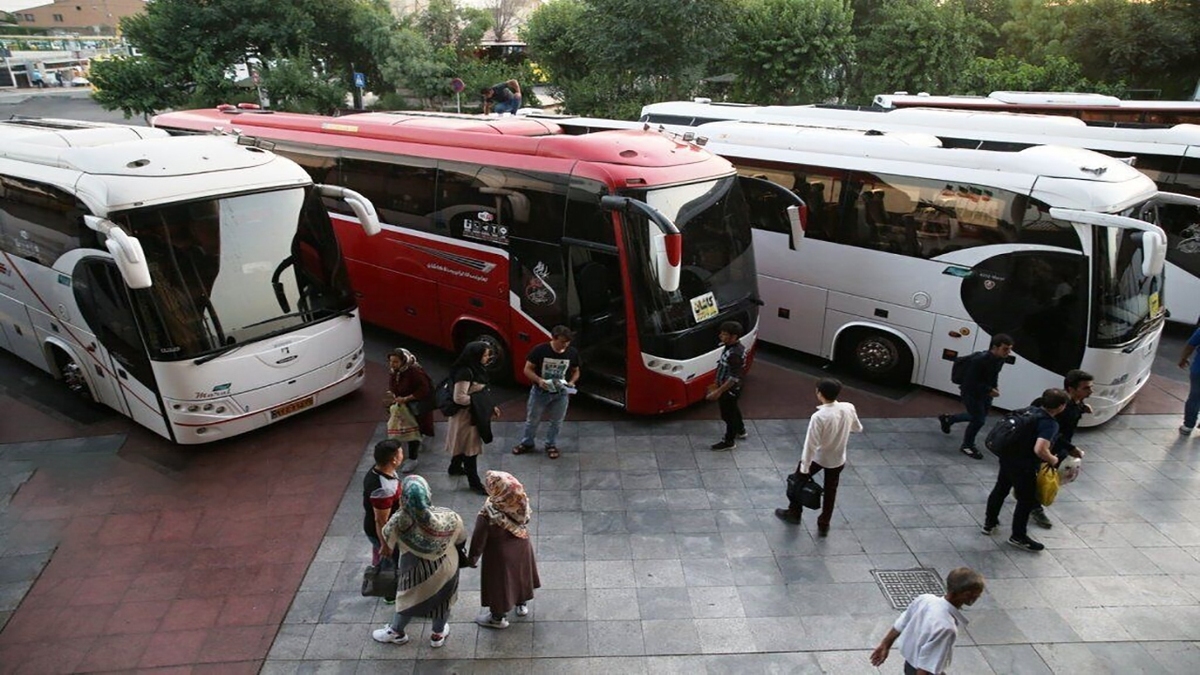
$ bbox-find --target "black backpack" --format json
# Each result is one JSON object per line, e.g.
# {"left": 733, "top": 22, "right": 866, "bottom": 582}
{"left": 985, "top": 406, "right": 1042, "bottom": 458}
{"left": 433, "top": 375, "right": 463, "bottom": 418}
{"left": 950, "top": 351, "right": 982, "bottom": 385}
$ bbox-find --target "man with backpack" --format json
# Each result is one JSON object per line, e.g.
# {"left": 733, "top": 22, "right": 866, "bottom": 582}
{"left": 1029, "top": 370, "right": 1092, "bottom": 529}
{"left": 939, "top": 334, "right": 1014, "bottom": 460}
{"left": 981, "top": 388, "right": 1067, "bottom": 552}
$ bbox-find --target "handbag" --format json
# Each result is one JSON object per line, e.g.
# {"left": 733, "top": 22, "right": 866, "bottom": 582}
{"left": 787, "top": 473, "right": 824, "bottom": 510}
{"left": 1036, "top": 463, "right": 1060, "bottom": 507}
{"left": 361, "top": 558, "right": 398, "bottom": 598}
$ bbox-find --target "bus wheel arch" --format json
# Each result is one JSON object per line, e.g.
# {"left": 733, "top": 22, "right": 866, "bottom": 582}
{"left": 45, "top": 342, "right": 95, "bottom": 402}
{"left": 453, "top": 321, "right": 512, "bottom": 383}
{"left": 834, "top": 325, "right": 916, "bottom": 384}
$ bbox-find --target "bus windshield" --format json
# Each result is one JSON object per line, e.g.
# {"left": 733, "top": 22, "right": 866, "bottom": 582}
{"left": 114, "top": 186, "right": 353, "bottom": 360}
{"left": 1091, "top": 223, "right": 1164, "bottom": 347}
{"left": 625, "top": 176, "right": 755, "bottom": 335}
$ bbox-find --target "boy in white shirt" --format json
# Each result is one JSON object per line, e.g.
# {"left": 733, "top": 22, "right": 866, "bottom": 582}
{"left": 775, "top": 378, "right": 862, "bottom": 535}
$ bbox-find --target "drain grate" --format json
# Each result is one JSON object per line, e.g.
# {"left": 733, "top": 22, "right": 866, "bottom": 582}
{"left": 871, "top": 568, "right": 944, "bottom": 610}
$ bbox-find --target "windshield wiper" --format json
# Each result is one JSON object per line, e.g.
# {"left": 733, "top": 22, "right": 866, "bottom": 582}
{"left": 193, "top": 341, "right": 243, "bottom": 366}
{"left": 191, "top": 307, "right": 354, "bottom": 366}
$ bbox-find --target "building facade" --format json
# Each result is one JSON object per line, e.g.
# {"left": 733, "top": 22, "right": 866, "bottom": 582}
{"left": 8, "top": 0, "right": 147, "bottom": 36}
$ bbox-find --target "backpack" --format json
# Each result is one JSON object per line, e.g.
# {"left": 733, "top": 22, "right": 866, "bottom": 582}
{"left": 950, "top": 351, "right": 982, "bottom": 386}
{"left": 985, "top": 406, "right": 1042, "bottom": 458}
{"left": 433, "top": 375, "right": 463, "bottom": 418}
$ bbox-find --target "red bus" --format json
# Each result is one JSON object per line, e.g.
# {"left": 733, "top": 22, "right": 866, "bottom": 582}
{"left": 874, "top": 92, "right": 1200, "bottom": 127}
{"left": 153, "top": 108, "right": 802, "bottom": 414}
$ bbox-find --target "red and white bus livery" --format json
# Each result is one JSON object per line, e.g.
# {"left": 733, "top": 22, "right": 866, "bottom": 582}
{"left": 154, "top": 108, "right": 802, "bottom": 414}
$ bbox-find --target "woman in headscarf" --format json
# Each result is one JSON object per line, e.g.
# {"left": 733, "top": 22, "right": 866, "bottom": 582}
{"left": 445, "top": 340, "right": 499, "bottom": 494}
{"left": 371, "top": 475, "right": 467, "bottom": 649}
{"left": 467, "top": 471, "right": 540, "bottom": 629}
{"left": 385, "top": 348, "right": 435, "bottom": 473}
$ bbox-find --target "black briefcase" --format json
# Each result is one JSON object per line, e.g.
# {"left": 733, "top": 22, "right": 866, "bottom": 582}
{"left": 786, "top": 473, "right": 824, "bottom": 510}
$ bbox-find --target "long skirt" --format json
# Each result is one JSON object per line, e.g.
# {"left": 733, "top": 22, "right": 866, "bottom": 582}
{"left": 395, "top": 550, "right": 459, "bottom": 621}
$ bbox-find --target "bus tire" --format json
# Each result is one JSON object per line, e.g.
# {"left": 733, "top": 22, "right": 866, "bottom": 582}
{"left": 461, "top": 326, "right": 511, "bottom": 383}
{"left": 52, "top": 347, "right": 94, "bottom": 402}
{"left": 839, "top": 328, "right": 913, "bottom": 384}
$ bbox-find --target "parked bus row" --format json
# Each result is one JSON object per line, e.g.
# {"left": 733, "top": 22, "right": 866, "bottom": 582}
{"left": 637, "top": 98, "right": 1200, "bottom": 325}
{"left": 522, "top": 109, "right": 1172, "bottom": 426}
{"left": 0, "top": 117, "right": 382, "bottom": 443}
{"left": 152, "top": 107, "right": 803, "bottom": 416}
{"left": 873, "top": 91, "right": 1200, "bottom": 127}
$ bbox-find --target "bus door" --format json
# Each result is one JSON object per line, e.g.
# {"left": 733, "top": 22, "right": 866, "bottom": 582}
{"left": 565, "top": 241, "right": 627, "bottom": 405}
{"left": 72, "top": 257, "right": 168, "bottom": 438}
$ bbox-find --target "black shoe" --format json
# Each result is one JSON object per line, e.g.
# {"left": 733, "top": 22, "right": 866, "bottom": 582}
{"left": 469, "top": 483, "right": 488, "bottom": 496}
{"left": 981, "top": 523, "right": 997, "bottom": 536}
{"left": 736, "top": 429, "right": 748, "bottom": 440}
{"left": 448, "top": 463, "right": 466, "bottom": 476}
{"left": 938, "top": 414, "right": 952, "bottom": 435}
{"left": 774, "top": 508, "right": 801, "bottom": 525}
{"left": 817, "top": 526, "right": 829, "bottom": 537}
{"left": 1008, "top": 535, "right": 1045, "bottom": 552}
{"left": 960, "top": 446, "right": 984, "bottom": 460}
{"left": 711, "top": 440, "right": 736, "bottom": 451}
{"left": 1030, "top": 508, "right": 1053, "bottom": 530}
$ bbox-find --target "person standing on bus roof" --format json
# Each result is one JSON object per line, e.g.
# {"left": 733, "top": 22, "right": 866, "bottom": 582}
{"left": 1179, "top": 324, "right": 1200, "bottom": 436}
{"left": 708, "top": 321, "right": 747, "bottom": 451}
{"left": 513, "top": 326, "right": 580, "bottom": 461}
{"left": 938, "top": 334, "right": 1014, "bottom": 460}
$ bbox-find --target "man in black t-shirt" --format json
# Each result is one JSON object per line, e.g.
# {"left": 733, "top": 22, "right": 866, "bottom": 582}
{"left": 939, "top": 334, "right": 1014, "bottom": 459}
{"left": 363, "top": 439, "right": 402, "bottom": 567}
{"left": 513, "top": 325, "right": 580, "bottom": 459}
{"left": 981, "top": 389, "right": 1066, "bottom": 552}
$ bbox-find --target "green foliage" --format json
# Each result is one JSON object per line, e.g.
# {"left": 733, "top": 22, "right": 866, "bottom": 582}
{"left": 523, "top": 0, "right": 736, "bottom": 116}
{"left": 850, "top": 0, "right": 990, "bottom": 102}
{"left": 262, "top": 54, "right": 348, "bottom": 114}
{"left": 88, "top": 56, "right": 186, "bottom": 122}
{"left": 726, "top": 0, "right": 855, "bottom": 105}
{"left": 960, "top": 54, "right": 1123, "bottom": 97}
{"left": 999, "top": 0, "right": 1071, "bottom": 65}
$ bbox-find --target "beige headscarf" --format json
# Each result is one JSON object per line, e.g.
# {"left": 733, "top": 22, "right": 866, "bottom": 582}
{"left": 479, "top": 470, "right": 530, "bottom": 539}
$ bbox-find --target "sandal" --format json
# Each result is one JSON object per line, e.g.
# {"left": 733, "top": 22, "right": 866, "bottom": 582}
{"left": 512, "top": 444, "right": 534, "bottom": 455}
{"left": 546, "top": 445, "right": 560, "bottom": 460}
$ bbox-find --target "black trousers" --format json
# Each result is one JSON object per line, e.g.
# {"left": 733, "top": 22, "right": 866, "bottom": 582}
{"left": 718, "top": 389, "right": 744, "bottom": 442}
{"left": 787, "top": 461, "right": 843, "bottom": 528}
{"left": 985, "top": 458, "right": 1038, "bottom": 539}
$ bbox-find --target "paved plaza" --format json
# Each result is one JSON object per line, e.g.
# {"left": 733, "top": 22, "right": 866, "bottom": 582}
{"left": 262, "top": 413, "right": 1200, "bottom": 674}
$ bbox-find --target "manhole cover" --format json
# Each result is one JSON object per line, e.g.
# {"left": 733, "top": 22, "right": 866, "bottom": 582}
{"left": 871, "top": 568, "right": 944, "bottom": 610}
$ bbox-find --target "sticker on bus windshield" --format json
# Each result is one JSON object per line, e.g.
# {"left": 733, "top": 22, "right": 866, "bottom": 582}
{"left": 1149, "top": 292, "right": 1160, "bottom": 316}
{"left": 462, "top": 211, "right": 509, "bottom": 245}
{"left": 690, "top": 292, "right": 718, "bottom": 323}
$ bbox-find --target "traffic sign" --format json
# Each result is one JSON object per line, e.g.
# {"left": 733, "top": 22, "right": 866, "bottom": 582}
{"left": 354, "top": 72, "right": 366, "bottom": 89}
{"left": 450, "top": 77, "right": 465, "bottom": 93}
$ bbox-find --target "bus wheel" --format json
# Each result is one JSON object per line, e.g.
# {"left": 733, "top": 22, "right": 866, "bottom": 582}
{"left": 841, "top": 329, "right": 912, "bottom": 384}
{"left": 464, "top": 328, "right": 511, "bottom": 383}
{"left": 54, "top": 349, "right": 94, "bottom": 401}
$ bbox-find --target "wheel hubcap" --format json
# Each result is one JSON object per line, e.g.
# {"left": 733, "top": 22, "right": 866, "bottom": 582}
{"left": 856, "top": 338, "right": 898, "bottom": 373}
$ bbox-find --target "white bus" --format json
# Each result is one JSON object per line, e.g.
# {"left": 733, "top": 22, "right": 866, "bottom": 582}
{"left": 0, "top": 118, "right": 381, "bottom": 443}
{"left": 639, "top": 99, "right": 1200, "bottom": 325}
{"left": 535, "top": 113, "right": 1169, "bottom": 425}
{"left": 872, "top": 91, "right": 1200, "bottom": 126}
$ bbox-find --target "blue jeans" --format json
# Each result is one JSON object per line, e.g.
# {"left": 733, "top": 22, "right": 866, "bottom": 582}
{"left": 520, "top": 387, "right": 570, "bottom": 448}
{"left": 1186, "top": 370, "right": 1200, "bottom": 429}
{"left": 492, "top": 97, "right": 520, "bottom": 114}
{"left": 948, "top": 392, "right": 991, "bottom": 449}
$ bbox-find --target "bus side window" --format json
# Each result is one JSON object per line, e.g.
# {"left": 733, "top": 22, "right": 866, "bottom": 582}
{"left": 0, "top": 176, "right": 92, "bottom": 265}
{"left": 338, "top": 156, "right": 437, "bottom": 233}
{"left": 565, "top": 177, "right": 615, "bottom": 246}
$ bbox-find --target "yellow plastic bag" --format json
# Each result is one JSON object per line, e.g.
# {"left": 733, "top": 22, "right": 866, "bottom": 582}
{"left": 1036, "top": 463, "right": 1060, "bottom": 506}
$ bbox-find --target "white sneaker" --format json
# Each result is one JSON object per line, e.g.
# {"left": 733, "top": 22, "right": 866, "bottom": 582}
{"left": 475, "top": 610, "right": 509, "bottom": 629}
{"left": 430, "top": 625, "right": 450, "bottom": 648}
{"left": 400, "top": 458, "right": 419, "bottom": 474}
{"left": 515, "top": 603, "right": 529, "bottom": 617}
{"left": 372, "top": 626, "right": 410, "bottom": 644}
{"left": 1181, "top": 425, "right": 1194, "bottom": 436}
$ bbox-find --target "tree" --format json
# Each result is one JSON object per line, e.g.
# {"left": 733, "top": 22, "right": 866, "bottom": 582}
{"left": 960, "top": 54, "right": 1123, "bottom": 97}
{"left": 89, "top": 55, "right": 187, "bottom": 122}
{"left": 998, "top": 0, "right": 1070, "bottom": 66}
{"left": 726, "top": 0, "right": 855, "bottom": 105}
{"left": 95, "top": 0, "right": 397, "bottom": 117}
{"left": 487, "top": 0, "right": 531, "bottom": 42}
{"left": 850, "top": 0, "right": 989, "bottom": 102}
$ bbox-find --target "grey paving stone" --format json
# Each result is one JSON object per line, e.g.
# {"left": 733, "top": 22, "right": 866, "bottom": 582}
{"left": 585, "top": 587, "right": 640, "bottom": 620}
{"left": 532, "top": 620, "right": 589, "bottom": 657}
{"left": 640, "top": 619, "right": 701, "bottom": 655}
{"left": 587, "top": 619, "right": 645, "bottom": 656}
{"left": 631, "top": 558, "right": 685, "bottom": 588}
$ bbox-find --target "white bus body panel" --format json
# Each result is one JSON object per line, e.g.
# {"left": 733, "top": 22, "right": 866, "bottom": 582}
{"left": 1165, "top": 261, "right": 1200, "bottom": 325}
{"left": 152, "top": 315, "right": 366, "bottom": 444}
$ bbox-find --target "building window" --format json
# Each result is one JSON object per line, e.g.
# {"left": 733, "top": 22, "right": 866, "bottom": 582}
{"left": 53, "top": 13, "right": 64, "bottom": 21}
{"left": 24, "top": 13, "right": 35, "bottom": 20}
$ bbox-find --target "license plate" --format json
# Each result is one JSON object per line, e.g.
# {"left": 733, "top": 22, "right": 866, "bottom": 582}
{"left": 270, "top": 396, "right": 314, "bottom": 420}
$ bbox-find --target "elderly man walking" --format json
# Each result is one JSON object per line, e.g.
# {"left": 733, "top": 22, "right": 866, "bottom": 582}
{"left": 869, "top": 567, "right": 986, "bottom": 674}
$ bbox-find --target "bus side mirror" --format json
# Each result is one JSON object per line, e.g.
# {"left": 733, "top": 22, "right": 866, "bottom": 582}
{"left": 316, "top": 184, "right": 381, "bottom": 236}
{"left": 787, "top": 204, "right": 805, "bottom": 250}
{"left": 1140, "top": 229, "right": 1166, "bottom": 277}
{"left": 600, "top": 195, "right": 681, "bottom": 293}
{"left": 84, "top": 215, "right": 152, "bottom": 289}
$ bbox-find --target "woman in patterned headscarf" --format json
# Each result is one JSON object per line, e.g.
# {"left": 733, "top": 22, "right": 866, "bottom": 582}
{"left": 372, "top": 475, "right": 467, "bottom": 649}
{"left": 467, "top": 471, "right": 541, "bottom": 629}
